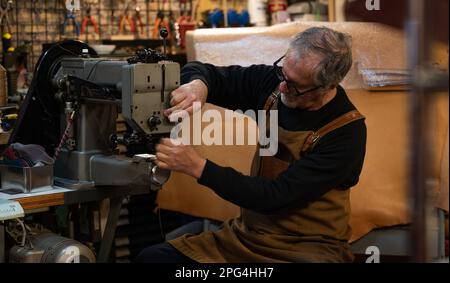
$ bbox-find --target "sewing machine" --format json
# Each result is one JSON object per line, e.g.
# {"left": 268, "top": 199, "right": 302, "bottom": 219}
{"left": 7, "top": 31, "right": 177, "bottom": 192}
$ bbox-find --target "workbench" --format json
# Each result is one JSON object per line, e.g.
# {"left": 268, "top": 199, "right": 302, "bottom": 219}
{"left": 0, "top": 185, "right": 151, "bottom": 263}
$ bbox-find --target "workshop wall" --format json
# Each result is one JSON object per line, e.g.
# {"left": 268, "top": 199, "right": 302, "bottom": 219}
{"left": 1, "top": 0, "right": 252, "bottom": 75}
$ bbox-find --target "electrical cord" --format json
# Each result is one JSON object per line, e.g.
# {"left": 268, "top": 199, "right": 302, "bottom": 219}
{"left": 16, "top": 218, "right": 26, "bottom": 247}
{"left": 53, "top": 109, "right": 76, "bottom": 160}
{"left": 5, "top": 218, "right": 27, "bottom": 247}
{"left": 86, "top": 59, "right": 109, "bottom": 81}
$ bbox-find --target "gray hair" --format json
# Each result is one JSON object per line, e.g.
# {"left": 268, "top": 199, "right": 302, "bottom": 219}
{"left": 289, "top": 27, "right": 353, "bottom": 89}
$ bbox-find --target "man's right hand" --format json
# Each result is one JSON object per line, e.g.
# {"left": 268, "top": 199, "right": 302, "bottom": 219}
{"left": 164, "top": 79, "right": 208, "bottom": 121}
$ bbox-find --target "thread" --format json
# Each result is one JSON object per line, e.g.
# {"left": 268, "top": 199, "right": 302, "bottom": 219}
{"left": 53, "top": 111, "right": 75, "bottom": 160}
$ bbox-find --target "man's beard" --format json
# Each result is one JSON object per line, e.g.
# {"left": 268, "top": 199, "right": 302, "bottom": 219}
{"left": 280, "top": 92, "right": 298, "bottom": 108}
{"left": 280, "top": 92, "right": 323, "bottom": 110}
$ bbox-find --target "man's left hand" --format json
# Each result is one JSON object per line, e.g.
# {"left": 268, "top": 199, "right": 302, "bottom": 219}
{"left": 155, "top": 138, "right": 207, "bottom": 179}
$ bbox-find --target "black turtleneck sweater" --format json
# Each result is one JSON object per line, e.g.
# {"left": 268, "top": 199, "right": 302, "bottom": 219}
{"left": 180, "top": 61, "right": 367, "bottom": 214}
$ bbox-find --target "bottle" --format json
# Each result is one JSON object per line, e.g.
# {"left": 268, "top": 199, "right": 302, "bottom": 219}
{"left": 248, "top": 0, "right": 268, "bottom": 27}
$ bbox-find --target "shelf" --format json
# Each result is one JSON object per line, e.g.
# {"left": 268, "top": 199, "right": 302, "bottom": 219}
{"left": 102, "top": 39, "right": 164, "bottom": 49}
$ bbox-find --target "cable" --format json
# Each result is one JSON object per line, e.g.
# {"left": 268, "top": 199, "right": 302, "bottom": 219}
{"left": 5, "top": 218, "right": 27, "bottom": 247}
{"left": 16, "top": 218, "right": 26, "bottom": 247}
{"left": 53, "top": 109, "right": 76, "bottom": 160}
{"left": 5, "top": 224, "right": 20, "bottom": 244}
{"left": 86, "top": 59, "right": 109, "bottom": 81}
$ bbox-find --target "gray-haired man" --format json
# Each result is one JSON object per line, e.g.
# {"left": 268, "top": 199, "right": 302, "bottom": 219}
{"left": 136, "top": 27, "right": 367, "bottom": 263}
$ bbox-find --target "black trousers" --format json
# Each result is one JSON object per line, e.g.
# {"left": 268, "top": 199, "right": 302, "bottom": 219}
{"left": 135, "top": 242, "right": 197, "bottom": 263}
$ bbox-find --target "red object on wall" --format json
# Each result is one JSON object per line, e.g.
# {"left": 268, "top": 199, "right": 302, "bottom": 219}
{"left": 268, "top": 0, "right": 287, "bottom": 13}
{"left": 178, "top": 16, "right": 196, "bottom": 48}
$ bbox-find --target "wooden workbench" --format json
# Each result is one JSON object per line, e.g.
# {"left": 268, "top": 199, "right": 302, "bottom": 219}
{"left": 0, "top": 185, "right": 151, "bottom": 263}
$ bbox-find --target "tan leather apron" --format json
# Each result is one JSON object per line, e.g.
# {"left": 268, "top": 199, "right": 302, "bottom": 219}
{"left": 169, "top": 91, "right": 365, "bottom": 262}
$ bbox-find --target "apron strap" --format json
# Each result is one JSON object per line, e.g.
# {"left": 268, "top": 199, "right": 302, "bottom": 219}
{"left": 301, "top": 110, "right": 365, "bottom": 154}
{"left": 263, "top": 90, "right": 280, "bottom": 111}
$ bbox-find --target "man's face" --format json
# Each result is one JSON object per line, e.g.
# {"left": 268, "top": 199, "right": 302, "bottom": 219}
{"left": 277, "top": 51, "right": 324, "bottom": 109}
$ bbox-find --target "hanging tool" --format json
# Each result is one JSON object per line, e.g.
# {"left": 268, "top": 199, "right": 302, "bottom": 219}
{"left": 152, "top": 0, "right": 170, "bottom": 39}
{"left": 167, "top": 0, "right": 177, "bottom": 49}
{"left": 176, "top": 0, "right": 196, "bottom": 48}
{"left": 169, "top": 1, "right": 178, "bottom": 33}
{"left": 145, "top": 0, "right": 150, "bottom": 38}
{"left": 16, "top": 43, "right": 31, "bottom": 90}
{"left": 32, "top": 0, "right": 41, "bottom": 25}
{"left": 1, "top": 32, "right": 18, "bottom": 98}
{"left": 97, "top": 0, "right": 102, "bottom": 38}
{"left": 119, "top": 3, "right": 134, "bottom": 34}
{"left": 81, "top": 3, "right": 100, "bottom": 35}
{"left": 0, "top": 0, "right": 12, "bottom": 34}
{"left": 179, "top": 0, "right": 187, "bottom": 17}
{"left": 109, "top": 0, "right": 115, "bottom": 35}
{"left": 132, "top": 5, "right": 145, "bottom": 36}
{"left": 173, "top": 0, "right": 184, "bottom": 46}
{"left": 62, "top": 0, "right": 81, "bottom": 37}
{"left": 2, "top": 31, "right": 12, "bottom": 58}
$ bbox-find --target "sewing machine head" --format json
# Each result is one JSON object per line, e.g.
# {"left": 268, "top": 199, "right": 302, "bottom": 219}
{"left": 51, "top": 48, "right": 178, "bottom": 138}
{"left": 122, "top": 59, "right": 179, "bottom": 135}
{"left": 9, "top": 39, "right": 177, "bottom": 190}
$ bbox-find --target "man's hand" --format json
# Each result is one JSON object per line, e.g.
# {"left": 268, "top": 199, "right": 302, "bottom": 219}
{"left": 164, "top": 79, "right": 208, "bottom": 121}
{"left": 155, "top": 138, "right": 207, "bottom": 179}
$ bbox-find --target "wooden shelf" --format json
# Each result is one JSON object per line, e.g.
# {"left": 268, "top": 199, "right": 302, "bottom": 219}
{"left": 15, "top": 193, "right": 65, "bottom": 211}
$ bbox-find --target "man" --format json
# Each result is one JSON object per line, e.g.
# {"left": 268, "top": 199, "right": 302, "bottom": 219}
{"left": 136, "top": 27, "right": 367, "bottom": 263}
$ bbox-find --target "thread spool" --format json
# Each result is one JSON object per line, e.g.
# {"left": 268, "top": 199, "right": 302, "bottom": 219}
{"left": 248, "top": 0, "right": 268, "bottom": 27}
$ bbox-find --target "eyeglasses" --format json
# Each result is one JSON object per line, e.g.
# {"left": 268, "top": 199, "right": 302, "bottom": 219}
{"left": 273, "top": 55, "right": 321, "bottom": 96}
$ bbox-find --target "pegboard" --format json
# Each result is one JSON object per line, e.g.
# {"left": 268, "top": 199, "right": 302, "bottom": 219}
{"left": 1, "top": 0, "right": 204, "bottom": 73}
